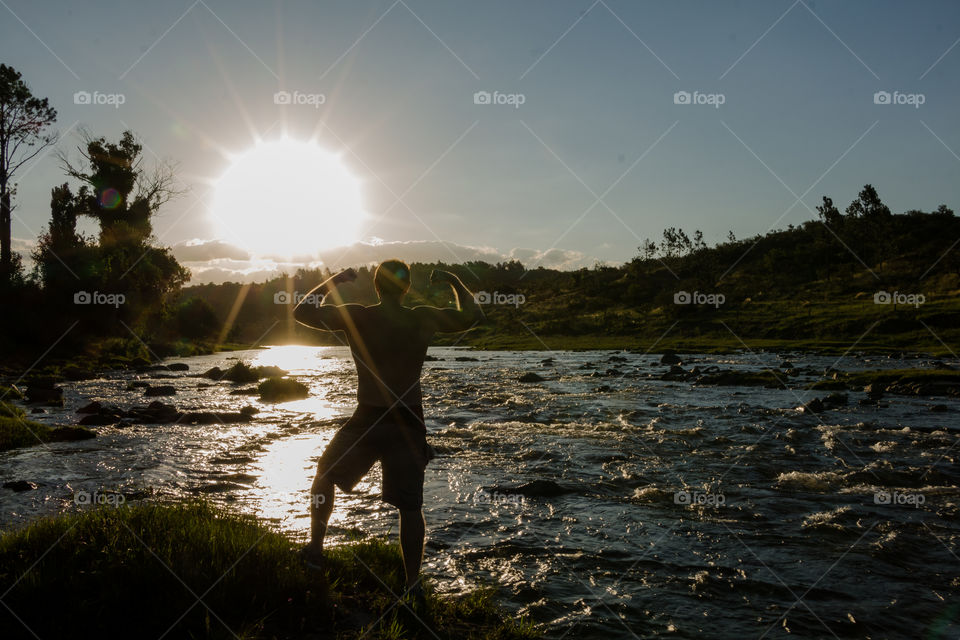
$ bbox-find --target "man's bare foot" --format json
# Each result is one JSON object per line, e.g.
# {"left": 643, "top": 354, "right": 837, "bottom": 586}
{"left": 403, "top": 583, "right": 427, "bottom": 613}
{"left": 299, "top": 544, "right": 325, "bottom": 571}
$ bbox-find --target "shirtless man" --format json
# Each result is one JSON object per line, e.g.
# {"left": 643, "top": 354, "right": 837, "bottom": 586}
{"left": 293, "top": 260, "right": 482, "bottom": 598}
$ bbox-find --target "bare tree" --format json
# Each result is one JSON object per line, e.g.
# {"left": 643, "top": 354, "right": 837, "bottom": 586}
{"left": 0, "top": 64, "right": 57, "bottom": 282}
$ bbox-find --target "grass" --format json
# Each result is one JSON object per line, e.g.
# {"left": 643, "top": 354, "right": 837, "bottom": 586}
{"left": 428, "top": 297, "right": 960, "bottom": 355}
{"left": 0, "top": 501, "right": 539, "bottom": 640}
{"left": 807, "top": 367, "right": 960, "bottom": 390}
{"left": 0, "top": 401, "right": 95, "bottom": 452}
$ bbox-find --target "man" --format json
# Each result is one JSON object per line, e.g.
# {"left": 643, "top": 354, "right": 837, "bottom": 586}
{"left": 293, "top": 259, "right": 482, "bottom": 600}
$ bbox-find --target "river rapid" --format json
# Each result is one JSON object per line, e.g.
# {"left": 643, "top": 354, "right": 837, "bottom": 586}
{"left": 2, "top": 346, "right": 958, "bottom": 638}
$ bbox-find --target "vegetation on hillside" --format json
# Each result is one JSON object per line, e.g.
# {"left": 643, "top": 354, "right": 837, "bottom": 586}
{"left": 179, "top": 185, "right": 960, "bottom": 354}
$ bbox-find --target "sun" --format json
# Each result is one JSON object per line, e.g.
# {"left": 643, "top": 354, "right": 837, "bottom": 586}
{"left": 211, "top": 139, "right": 366, "bottom": 258}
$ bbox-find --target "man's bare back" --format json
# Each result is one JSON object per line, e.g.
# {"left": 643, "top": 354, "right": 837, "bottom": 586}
{"left": 292, "top": 260, "right": 482, "bottom": 594}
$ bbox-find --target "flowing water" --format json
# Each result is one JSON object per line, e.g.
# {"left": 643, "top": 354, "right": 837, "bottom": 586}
{"left": 2, "top": 346, "right": 958, "bottom": 638}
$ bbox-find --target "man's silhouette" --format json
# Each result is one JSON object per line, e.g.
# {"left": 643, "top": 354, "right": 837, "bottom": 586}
{"left": 293, "top": 260, "right": 482, "bottom": 597}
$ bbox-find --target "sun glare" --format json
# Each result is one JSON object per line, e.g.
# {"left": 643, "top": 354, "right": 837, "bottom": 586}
{"left": 211, "top": 139, "right": 365, "bottom": 258}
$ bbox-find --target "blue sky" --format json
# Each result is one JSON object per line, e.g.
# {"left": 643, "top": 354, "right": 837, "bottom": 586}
{"left": 3, "top": 0, "right": 959, "bottom": 282}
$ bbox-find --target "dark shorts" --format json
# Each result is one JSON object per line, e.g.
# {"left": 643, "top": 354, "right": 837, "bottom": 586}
{"left": 317, "top": 404, "right": 435, "bottom": 510}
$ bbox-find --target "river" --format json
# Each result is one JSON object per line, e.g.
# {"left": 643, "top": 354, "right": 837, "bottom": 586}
{"left": 2, "top": 346, "right": 958, "bottom": 638}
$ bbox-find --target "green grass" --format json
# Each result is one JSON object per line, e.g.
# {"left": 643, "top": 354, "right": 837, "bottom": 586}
{"left": 0, "top": 401, "right": 96, "bottom": 452}
{"left": 0, "top": 501, "right": 539, "bottom": 639}
{"left": 426, "top": 297, "right": 960, "bottom": 355}
{"left": 808, "top": 367, "right": 960, "bottom": 390}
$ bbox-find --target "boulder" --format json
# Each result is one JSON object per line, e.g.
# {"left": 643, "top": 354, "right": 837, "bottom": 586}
{"left": 202, "top": 366, "right": 224, "bottom": 380}
{"left": 167, "top": 363, "right": 190, "bottom": 371}
{"left": 79, "top": 413, "right": 121, "bottom": 426}
{"left": 25, "top": 383, "right": 63, "bottom": 406}
{"left": 486, "top": 480, "right": 574, "bottom": 498}
{"left": 48, "top": 426, "right": 96, "bottom": 442}
{"left": 518, "top": 372, "right": 545, "bottom": 383}
{"left": 660, "top": 351, "right": 681, "bottom": 365}
{"left": 3, "top": 480, "right": 38, "bottom": 492}
{"left": 800, "top": 397, "right": 824, "bottom": 414}
{"left": 144, "top": 385, "right": 176, "bottom": 397}
{"left": 77, "top": 401, "right": 102, "bottom": 414}
{"left": 126, "top": 401, "right": 181, "bottom": 424}
{"left": 258, "top": 377, "right": 309, "bottom": 401}
{"left": 823, "top": 392, "right": 848, "bottom": 408}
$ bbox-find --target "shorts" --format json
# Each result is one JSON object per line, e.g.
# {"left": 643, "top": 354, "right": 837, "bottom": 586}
{"left": 317, "top": 404, "right": 435, "bottom": 510}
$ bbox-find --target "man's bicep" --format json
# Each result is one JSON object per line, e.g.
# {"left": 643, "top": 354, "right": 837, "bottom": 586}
{"left": 295, "top": 304, "right": 360, "bottom": 332}
{"left": 416, "top": 306, "right": 474, "bottom": 333}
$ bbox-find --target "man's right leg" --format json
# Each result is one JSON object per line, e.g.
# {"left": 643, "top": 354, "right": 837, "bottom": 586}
{"left": 398, "top": 508, "right": 425, "bottom": 590}
{"left": 308, "top": 466, "right": 335, "bottom": 554}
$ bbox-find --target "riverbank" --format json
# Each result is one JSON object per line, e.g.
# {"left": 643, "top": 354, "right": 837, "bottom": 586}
{"left": 0, "top": 500, "right": 538, "bottom": 639}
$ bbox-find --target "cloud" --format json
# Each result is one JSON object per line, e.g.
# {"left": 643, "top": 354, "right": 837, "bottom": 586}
{"left": 165, "top": 239, "right": 598, "bottom": 285}
{"left": 172, "top": 239, "right": 251, "bottom": 262}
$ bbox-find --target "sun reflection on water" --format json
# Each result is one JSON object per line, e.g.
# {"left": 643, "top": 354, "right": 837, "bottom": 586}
{"left": 251, "top": 344, "right": 346, "bottom": 374}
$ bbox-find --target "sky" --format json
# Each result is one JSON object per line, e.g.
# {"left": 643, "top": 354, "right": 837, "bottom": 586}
{"left": 2, "top": 0, "right": 959, "bottom": 284}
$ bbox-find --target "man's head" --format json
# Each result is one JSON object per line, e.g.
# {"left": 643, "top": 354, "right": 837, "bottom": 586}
{"left": 374, "top": 259, "right": 411, "bottom": 300}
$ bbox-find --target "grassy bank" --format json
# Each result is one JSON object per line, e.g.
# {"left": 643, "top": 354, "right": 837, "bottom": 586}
{"left": 0, "top": 399, "right": 95, "bottom": 452}
{"left": 0, "top": 501, "right": 538, "bottom": 639}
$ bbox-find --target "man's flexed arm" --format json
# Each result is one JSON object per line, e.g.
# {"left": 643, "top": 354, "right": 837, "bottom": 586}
{"left": 417, "top": 269, "right": 485, "bottom": 332}
{"left": 293, "top": 268, "right": 360, "bottom": 331}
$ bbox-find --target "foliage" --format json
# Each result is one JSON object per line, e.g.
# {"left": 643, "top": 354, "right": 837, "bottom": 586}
{"left": 0, "top": 501, "right": 539, "bottom": 639}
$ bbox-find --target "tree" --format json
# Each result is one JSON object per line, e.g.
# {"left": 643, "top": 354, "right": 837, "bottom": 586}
{"left": 56, "top": 130, "right": 188, "bottom": 329}
{"left": 31, "top": 183, "right": 88, "bottom": 296}
{"left": 0, "top": 64, "right": 58, "bottom": 283}
{"left": 816, "top": 196, "right": 842, "bottom": 227}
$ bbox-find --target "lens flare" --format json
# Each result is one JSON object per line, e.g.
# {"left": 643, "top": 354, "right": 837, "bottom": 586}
{"left": 99, "top": 188, "right": 121, "bottom": 209}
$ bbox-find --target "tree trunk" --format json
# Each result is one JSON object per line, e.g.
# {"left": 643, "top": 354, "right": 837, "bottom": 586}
{"left": 0, "top": 187, "right": 10, "bottom": 280}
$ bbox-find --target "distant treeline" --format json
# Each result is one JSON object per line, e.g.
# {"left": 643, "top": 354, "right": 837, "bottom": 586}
{"left": 178, "top": 185, "right": 960, "bottom": 350}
